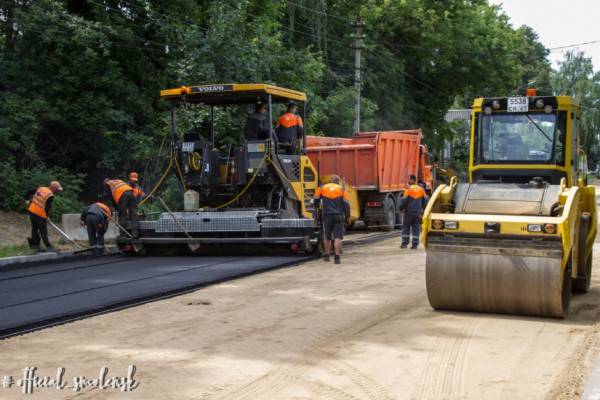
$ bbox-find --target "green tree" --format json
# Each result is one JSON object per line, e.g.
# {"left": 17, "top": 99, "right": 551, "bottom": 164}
{"left": 0, "top": 0, "right": 563, "bottom": 212}
{"left": 552, "top": 51, "right": 600, "bottom": 166}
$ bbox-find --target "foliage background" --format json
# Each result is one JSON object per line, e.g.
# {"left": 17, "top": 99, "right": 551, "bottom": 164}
{"left": 1, "top": 0, "right": 597, "bottom": 211}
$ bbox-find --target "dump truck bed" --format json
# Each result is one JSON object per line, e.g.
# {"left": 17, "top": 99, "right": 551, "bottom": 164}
{"left": 305, "top": 130, "right": 423, "bottom": 192}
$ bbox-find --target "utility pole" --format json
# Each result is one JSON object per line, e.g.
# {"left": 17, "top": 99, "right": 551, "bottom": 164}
{"left": 351, "top": 17, "right": 365, "bottom": 134}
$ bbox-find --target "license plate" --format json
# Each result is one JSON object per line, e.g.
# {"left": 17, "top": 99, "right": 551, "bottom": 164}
{"left": 507, "top": 97, "right": 528, "bottom": 112}
{"left": 181, "top": 142, "right": 195, "bottom": 152}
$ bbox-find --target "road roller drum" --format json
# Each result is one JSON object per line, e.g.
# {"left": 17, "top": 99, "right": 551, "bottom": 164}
{"left": 426, "top": 236, "right": 569, "bottom": 317}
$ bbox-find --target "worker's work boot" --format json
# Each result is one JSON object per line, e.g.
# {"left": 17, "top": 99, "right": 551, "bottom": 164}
{"left": 411, "top": 244, "right": 418, "bottom": 250}
{"left": 400, "top": 244, "right": 408, "bottom": 249}
{"left": 323, "top": 253, "right": 330, "bottom": 262}
{"left": 334, "top": 255, "right": 341, "bottom": 264}
{"left": 45, "top": 246, "right": 56, "bottom": 252}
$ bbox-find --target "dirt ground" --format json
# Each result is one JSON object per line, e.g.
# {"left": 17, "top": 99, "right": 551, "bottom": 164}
{"left": 1, "top": 237, "right": 600, "bottom": 400}
{"left": 0, "top": 211, "right": 71, "bottom": 248}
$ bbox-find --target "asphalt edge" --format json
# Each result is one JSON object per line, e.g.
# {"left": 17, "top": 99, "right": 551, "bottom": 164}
{"left": 0, "top": 251, "right": 83, "bottom": 270}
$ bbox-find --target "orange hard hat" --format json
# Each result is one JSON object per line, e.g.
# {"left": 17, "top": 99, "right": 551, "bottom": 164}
{"left": 49, "top": 181, "right": 63, "bottom": 192}
{"left": 129, "top": 172, "right": 139, "bottom": 182}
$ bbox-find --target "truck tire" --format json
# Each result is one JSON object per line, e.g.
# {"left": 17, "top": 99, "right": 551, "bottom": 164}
{"left": 381, "top": 196, "right": 396, "bottom": 231}
{"left": 395, "top": 191, "right": 404, "bottom": 227}
{"left": 573, "top": 213, "right": 592, "bottom": 293}
{"left": 364, "top": 194, "right": 396, "bottom": 231}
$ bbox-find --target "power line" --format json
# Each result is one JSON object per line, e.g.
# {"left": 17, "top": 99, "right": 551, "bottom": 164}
{"left": 362, "top": 47, "right": 450, "bottom": 97}
{"left": 280, "top": 23, "right": 353, "bottom": 46}
{"left": 549, "top": 39, "right": 600, "bottom": 51}
{"left": 285, "top": 0, "right": 354, "bottom": 23}
{"left": 285, "top": 6, "right": 455, "bottom": 99}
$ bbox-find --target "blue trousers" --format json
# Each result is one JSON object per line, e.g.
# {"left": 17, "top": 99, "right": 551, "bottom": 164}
{"left": 401, "top": 212, "right": 421, "bottom": 247}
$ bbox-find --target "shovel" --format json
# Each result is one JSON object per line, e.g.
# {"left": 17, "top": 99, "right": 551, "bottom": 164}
{"left": 156, "top": 196, "right": 200, "bottom": 252}
{"left": 47, "top": 218, "right": 86, "bottom": 251}
{"left": 105, "top": 216, "right": 143, "bottom": 254}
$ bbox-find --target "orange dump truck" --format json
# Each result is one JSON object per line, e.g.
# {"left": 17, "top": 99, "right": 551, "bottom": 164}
{"left": 306, "top": 130, "right": 433, "bottom": 230}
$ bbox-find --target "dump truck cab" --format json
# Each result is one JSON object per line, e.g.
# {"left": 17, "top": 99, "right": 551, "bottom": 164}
{"left": 120, "top": 84, "right": 325, "bottom": 253}
{"left": 423, "top": 91, "right": 597, "bottom": 318}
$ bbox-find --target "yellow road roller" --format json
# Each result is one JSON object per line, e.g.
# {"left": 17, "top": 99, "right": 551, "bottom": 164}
{"left": 423, "top": 90, "right": 597, "bottom": 318}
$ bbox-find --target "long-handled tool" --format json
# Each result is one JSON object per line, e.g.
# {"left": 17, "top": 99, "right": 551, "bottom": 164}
{"left": 156, "top": 196, "right": 200, "bottom": 252}
{"left": 23, "top": 199, "right": 88, "bottom": 252}
{"left": 47, "top": 219, "right": 85, "bottom": 251}
{"left": 101, "top": 213, "right": 142, "bottom": 253}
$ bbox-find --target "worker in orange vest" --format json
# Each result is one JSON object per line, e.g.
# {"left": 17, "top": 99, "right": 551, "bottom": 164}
{"left": 80, "top": 202, "right": 112, "bottom": 256}
{"left": 276, "top": 100, "right": 304, "bottom": 154}
{"left": 128, "top": 172, "right": 145, "bottom": 204}
{"left": 25, "top": 181, "right": 63, "bottom": 252}
{"left": 314, "top": 175, "right": 350, "bottom": 264}
{"left": 400, "top": 175, "right": 427, "bottom": 249}
{"left": 103, "top": 178, "right": 138, "bottom": 237}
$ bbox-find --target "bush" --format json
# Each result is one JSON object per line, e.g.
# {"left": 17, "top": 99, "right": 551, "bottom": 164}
{"left": 0, "top": 160, "right": 85, "bottom": 219}
{"left": 138, "top": 175, "right": 184, "bottom": 215}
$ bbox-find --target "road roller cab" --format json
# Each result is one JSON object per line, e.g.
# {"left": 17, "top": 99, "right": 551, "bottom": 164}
{"left": 423, "top": 91, "right": 597, "bottom": 317}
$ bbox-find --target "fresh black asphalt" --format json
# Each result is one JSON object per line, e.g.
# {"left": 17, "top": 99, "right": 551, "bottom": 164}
{"left": 0, "top": 254, "right": 311, "bottom": 337}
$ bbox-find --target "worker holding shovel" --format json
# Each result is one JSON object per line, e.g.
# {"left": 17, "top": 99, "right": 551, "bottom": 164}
{"left": 80, "top": 202, "right": 112, "bottom": 256}
{"left": 24, "top": 181, "right": 63, "bottom": 252}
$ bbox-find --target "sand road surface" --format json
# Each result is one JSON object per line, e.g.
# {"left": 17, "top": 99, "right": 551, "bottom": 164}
{"left": 2, "top": 239, "right": 600, "bottom": 400}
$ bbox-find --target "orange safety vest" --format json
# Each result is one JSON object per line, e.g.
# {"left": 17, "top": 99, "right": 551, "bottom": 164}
{"left": 404, "top": 184, "right": 425, "bottom": 199}
{"left": 106, "top": 179, "right": 133, "bottom": 204}
{"left": 131, "top": 185, "right": 144, "bottom": 198}
{"left": 315, "top": 183, "right": 349, "bottom": 201}
{"left": 315, "top": 182, "right": 350, "bottom": 216}
{"left": 27, "top": 187, "right": 54, "bottom": 219}
{"left": 94, "top": 202, "right": 112, "bottom": 219}
{"left": 277, "top": 112, "right": 303, "bottom": 128}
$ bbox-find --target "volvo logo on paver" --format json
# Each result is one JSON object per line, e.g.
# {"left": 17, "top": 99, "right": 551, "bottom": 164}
{"left": 191, "top": 85, "right": 233, "bottom": 93}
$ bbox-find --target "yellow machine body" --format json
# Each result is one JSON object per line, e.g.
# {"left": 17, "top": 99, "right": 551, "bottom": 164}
{"left": 423, "top": 94, "right": 597, "bottom": 317}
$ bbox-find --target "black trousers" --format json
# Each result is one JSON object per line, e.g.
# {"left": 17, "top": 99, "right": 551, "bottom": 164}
{"left": 323, "top": 214, "right": 345, "bottom": 240}
{"left": 85, "top": 214, "right": 106, "bottom": 256}
{"left": 401, "top": 212, "right": 421, "bottom": 247}
{"left": 118, "top": 191, "right": 138, "bottom": 236}
{"left": 29, "top": 213, "right": 52, "bottom": 249}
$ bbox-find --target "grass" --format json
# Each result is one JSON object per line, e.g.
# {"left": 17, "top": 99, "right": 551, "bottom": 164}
{"left": 0, "top": 244, "right": 34, "bottom": 258}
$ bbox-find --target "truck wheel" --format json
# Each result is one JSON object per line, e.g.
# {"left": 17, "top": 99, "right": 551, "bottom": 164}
{"left": 381, "top": 196, "right": 396, "bottom": 232}
{"left": 573, "top": 213, "right": 592, "bottom": 293}
{"left": 395, "top": 192, "right": 403, "bottom": 228}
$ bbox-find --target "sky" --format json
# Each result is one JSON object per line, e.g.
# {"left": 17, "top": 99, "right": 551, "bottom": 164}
{"left": 489, "top": 0, "right": 600, "bottom": 71}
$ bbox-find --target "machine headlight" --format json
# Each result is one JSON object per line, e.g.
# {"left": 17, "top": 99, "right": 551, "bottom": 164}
{"left": 484, "top": 106, "right": 493, "bottom": 115}
{"left": 527, "top": 224, "right": 543, "bottom": 232}
{"left": 444, "top": 221, "right": 459, "bottom": 229}
{"left": 535, "top": 99, "right": 544, "bottom": 108}
{"left": 544, "top": 223, "right": 557, "bottom": 234}
{"left": 492, "top": 100, "right": 501, "bottom": 109}
{"left": 544, "top": 104, "right": 553, "bottom": 114}
{"left": 432, "top": 219, "right": 444, "bottom": 230}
